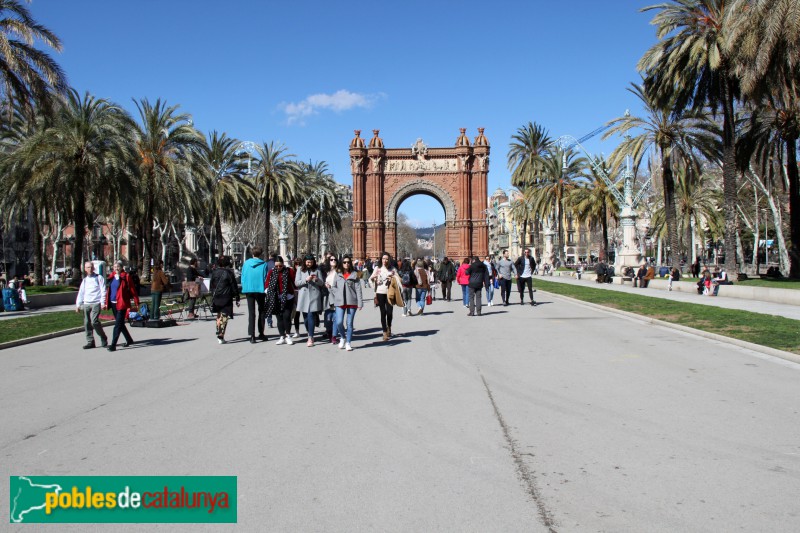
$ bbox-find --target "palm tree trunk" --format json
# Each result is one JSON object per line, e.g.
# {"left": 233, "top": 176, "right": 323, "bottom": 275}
{"left": 785, "top": 137, "right": 800, "bottom": 278}
{"left": 721, "top": 77, "right": 739, "bottom": 275}
{"left": 32, "top": 206, "right": 44, "bottom": 286}
{"left": 263, "top": 194, "right": 271, "bottom": 252}
{"left": 72, "top": 199, "right": 86, "bottom": 287}
{"left": 292, "top": 221, "right": 298, "bottom": 260}
{"left": 601, "top": 216, "right": 609, "bottom": 262}
{"left": 660, "top": 146, "right": 681, "bottom": 269}
{"left": 215, "top": 212, "right": 224, "bottom": 258}
{"left": 521, "top": 218, "right": 528, "bottom": 250}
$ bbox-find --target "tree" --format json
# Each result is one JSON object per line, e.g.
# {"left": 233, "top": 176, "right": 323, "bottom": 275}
{"left": 0, "top": 90, "right": 136, "bottom": 284}
{"left": 132, "top": 98, "right": 205, "bottom": 278}
{"left": 729, "top": 0, "right": 800, "bottom": 276}
{"left": 507, "top": 121, "right": 552, "bottom": 188}
{"left": 252, "top": 142, "right": 298, "bottom": 253}
{"left": 0, "top": 0, "right": 67, "bottom": 115}
{"left": 640, "top": 0, "right": 740, "bottom": 274}
{"left": 198, "top": 131, "right": 258, "bottom": 257}
{"left": 605, "top": 82, "right": 713, "bottom": 266}
{"left": 572, "top": 157, "right": 621, "bottom": 261}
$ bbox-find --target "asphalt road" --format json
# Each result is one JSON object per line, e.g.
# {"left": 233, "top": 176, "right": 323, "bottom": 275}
{"left": 2, "top": 289, "right": 799, "bottom": 532}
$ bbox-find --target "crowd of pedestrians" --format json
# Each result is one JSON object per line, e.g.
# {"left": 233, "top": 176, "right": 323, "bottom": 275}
{"left": 73, "top": 248, "right": 548, "bottom": 353}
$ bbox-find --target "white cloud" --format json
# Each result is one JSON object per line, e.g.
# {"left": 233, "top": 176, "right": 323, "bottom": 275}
{"left": 279, "top": 89, "right": 384, "bottom": 125}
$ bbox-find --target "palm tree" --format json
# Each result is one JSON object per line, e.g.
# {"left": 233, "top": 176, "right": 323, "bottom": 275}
{"left": 0, "top": 0, "right": 67, "bottom": 114}
{"left": 605, "top": 82, "right": 713, "bottom": 267}
{"left": 571, "top": 157, "right": 621, "bottom": 261}
{"left": 729, "top": 0, "right": 800, "bottom": 276}
{"left": 0, "top": 90, "right": 136, "bottom": 283}
{"left": 252, "top": 142, "right": 299, "bottom": 253}
{"left": 132, "top": 98, "right": 205, "bottom": 278}
{"left": 640, "top": 0, "right": 740, "bottom": 274}
{"left": 507, "top": 121, "right": 552, "bottom": 188}
{"left": 530, "top": 148, "right": 589, "bottom": 263}
{"left": 199, "top": 131, "right": 258, "bottom": 257}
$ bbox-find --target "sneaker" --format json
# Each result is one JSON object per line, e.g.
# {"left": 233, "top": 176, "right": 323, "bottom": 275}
{"left": 286, "top": 336, "right": 294, "bottom": 345}
{"left": 307, "top": 339, "right": 314, "bottom": 347}
{"left": 218, "top": 338, "right": 226, "bottom": 344}
{"left": 82, "top": 343, "right": 96, "bottom": 350}
{"left": 402, "top": 312, "right": 408, "bottom": 317}
{"left": 291, "top": 332, "right": 299, "bottom": 338}
{"left": 258, "top": 334, "right": 268, "bottom": 341}
{"left": 276, "top": 337, "right": 286, "bottom": 345}
{"left": 345, "top": 343, "right": 353, "bottom": 351}
{"left": 339, "top": 338, "right": 346, "bottom": 349}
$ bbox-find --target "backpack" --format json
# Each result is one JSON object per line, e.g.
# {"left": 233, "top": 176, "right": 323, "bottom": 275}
{"left": 138, "top": 303, "right": 150, "bottom": 320}
{"left": 401, "top": 269, "right": 417, "bottom": 287}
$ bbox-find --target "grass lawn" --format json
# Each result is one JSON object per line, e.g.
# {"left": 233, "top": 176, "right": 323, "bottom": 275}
{"left": 737, "top": 278, "right": 800, "bottom": 290}
{"left": 25, "top": 286, "right": 78, "bottom": 295}
{"left": 535, "top": 279, "right": 800, "bottom": 354}
{"left": 0, "top": 310, "right": 114, "bottom": 345}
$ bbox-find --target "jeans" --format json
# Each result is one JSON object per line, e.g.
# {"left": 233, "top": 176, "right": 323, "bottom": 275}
{"left": 517, "top": 276, "right": 533, "bottom": 303}
{"left": 82, "top": 303, "right": 107, "bottom": 345}
{"left": 245, "top": 293, "right": 266, "bottom": 337}
{"left": 335, "top": 307, "right": 357, "bottom": 344}
{"left": 324, "top": 308, "right": 335, "bottom": 338}
{"left": 110, "top": 306, "right": 133, "bottom": 348}
{"left": 485, "top": 282, "right": 494, "bottom": 303}
{"left": 303, "top": 312, "right": 317, "bottom": 338}
{"left": 468, "top": 287, "right": 483, "bottom": 314}
{"left": 498, "top": 279, "right": 512, "bottom": 303}
{"left": 151, "top": 291, "right": 162, "bottom": 319}
{"left": 460, "top": 284, "right": 469, "bottom": 306}
{"left": 402, "top": 287, "right": 413, "bottom": 315}
{"left": 274, "top": 304, "right": 293, "bottom": 337}
{"left": 416, "top": 288, "right": 428, "bottom": 311}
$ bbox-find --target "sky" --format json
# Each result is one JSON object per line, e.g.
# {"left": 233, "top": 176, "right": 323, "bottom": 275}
{"left": 32, "top": 0, "right": 660, "bottom": 228}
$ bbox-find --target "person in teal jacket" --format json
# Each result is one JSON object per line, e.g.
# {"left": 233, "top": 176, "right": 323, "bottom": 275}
{"left": 241, "top": 246, "right": 269, "bottom": 343}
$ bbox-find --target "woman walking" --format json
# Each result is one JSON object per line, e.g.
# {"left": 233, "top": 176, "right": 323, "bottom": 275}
{"left": 329, "top": 255, "right": 363, "bottom": 351}
{"left": 414, "top": 259, "right": 430, "bottom": 315}
{"left": 185, "top": 257, "right": 202, "bottom": 319}
{"left": 210, "top": 255, "right": 240, "bottom": 344}
{"left": 456, "top": 257, "right": 470, "bottom": 307}
{"left": 295, "top": 255, "right": 325, "bottom": 347}
{"left": 291, "top": 258, "right": 303, "bottom": 338}
{"left": 370, "top": 252, "right": 399, "bottom": 341}
{"left": 265, "top": 257, "right": 296, "bottom": 345}
{"left": 105, "top": 261, "right": 140, "bottom": 352}
{"left": 323, "top": 256, "right": 339, "bottom": 343}
{"left": 398, "top": 259, "right": 416, "bottom": 317}
{"left": 150, "top": 259, "right": 169, "bottom": 320}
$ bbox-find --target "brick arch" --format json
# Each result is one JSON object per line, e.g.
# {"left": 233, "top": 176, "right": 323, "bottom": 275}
{"left": 385, "top": 180, "right": 457, "bottom": 223}
{"left": 350, "top": 130, "right": 489, "bottom": 260}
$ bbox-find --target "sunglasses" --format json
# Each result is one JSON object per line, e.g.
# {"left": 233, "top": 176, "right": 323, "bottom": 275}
{"left": 342, "top": 260, "right": 351, "bottom": 264}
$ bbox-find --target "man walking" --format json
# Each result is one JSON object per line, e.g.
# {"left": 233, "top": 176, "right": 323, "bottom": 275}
{"left": 514, "top": 248, "right": 536, "bottom": 306}
{"left": 75, "top": 261, "right": 108, "bottom": 349}
{"left": 241, "top": 246, "right": 269, "bottom": 343}
{"left": 496, "top": 249, "right": 514, "bottom": 306}
{"left": 436, "top": 256, "right": 456, "bottom": 301}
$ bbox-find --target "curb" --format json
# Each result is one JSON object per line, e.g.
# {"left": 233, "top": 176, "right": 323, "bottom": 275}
{"left": 539, "top": 290, "right": 800, "bottom": 366}
{"left": 0, "top": 319, "right": 116, "bottom": 351}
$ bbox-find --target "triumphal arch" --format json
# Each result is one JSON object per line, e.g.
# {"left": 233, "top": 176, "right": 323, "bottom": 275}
{"left": 349, "top": 128, "right": 490, "bottom": 260}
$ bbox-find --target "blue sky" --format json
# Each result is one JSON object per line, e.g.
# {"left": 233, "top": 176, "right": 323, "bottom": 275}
{"left": 34, "top": 0, "right": 659, "bottom": 227}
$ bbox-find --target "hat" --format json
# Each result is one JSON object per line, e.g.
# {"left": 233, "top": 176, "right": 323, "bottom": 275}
{"left": 304, "top": 254, "right": 315, "bottom": 261}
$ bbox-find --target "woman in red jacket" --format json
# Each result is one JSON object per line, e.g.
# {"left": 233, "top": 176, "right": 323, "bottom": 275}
{"left": 105, "top": 261, "right": 140, "bottom": 352}
{"left": 456, "top": 257, "right": 471, "bottom": 308}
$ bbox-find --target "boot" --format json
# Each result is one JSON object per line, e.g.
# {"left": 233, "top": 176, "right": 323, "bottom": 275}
{"left": 388, "top": 327, "right": 392, "bottom": 337}
{"left": 382, "top": 330, "right": 389, "bottom": 341}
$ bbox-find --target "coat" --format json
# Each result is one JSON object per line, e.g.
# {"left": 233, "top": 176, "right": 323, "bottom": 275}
{"left": 387, "top": 274, "right": 405, "bottom": 307}
{"left": 330, "top": 271, "right": 363, "bottom": 308}
{"left": 241, "top": 257, "right": 268, "bottom": 294}
{"left": 295, "top": 267, "right": 325, "bottom": 312}
{"left": 456, "top": 263, "right": 470, "bottom": 285}
{"left": 150, "top": 269, "right": 169, "bottom": 292}
{"left": 437, "top": 260, "right": 456, "bottom": 282}
{"left": 466, "top": 261, "right": 489, "bottom": 289}
{"left": 105, "top": 271, "right": 140, "bottom": 311}
{"left": 414, "top": 267, "right": 430, "bottom": 290}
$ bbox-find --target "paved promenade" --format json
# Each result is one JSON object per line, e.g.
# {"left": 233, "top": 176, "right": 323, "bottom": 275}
{"left": 2, "top": 290, "right": 799, "bottom": 531}
{"left": 536, "top": 273, "right": 800, "bottom": 320}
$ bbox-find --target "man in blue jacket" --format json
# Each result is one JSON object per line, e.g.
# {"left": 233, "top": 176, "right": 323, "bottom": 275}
{"left": 242, "top": 246, "right": 269, "bottom": 343}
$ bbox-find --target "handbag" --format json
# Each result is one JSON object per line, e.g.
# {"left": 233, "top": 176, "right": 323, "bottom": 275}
{"left": 426, "top": 293, "right": 432, "bottom": 305}
{"left": 493, "top": 278, "right": 499, "bottom": 289}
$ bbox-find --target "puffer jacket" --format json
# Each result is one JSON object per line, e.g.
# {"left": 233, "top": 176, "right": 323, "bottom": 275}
{"left": 241, "top": 257, "right": 268, "bottom": 294}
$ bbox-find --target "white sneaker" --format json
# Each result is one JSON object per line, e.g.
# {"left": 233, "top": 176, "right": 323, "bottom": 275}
{"left": 291, "top": 332, "right": 299, "bottom": 338}
{"left": 402, "top": 312, "right": 408, "bottom": 317}
{"left": 286, "top": 336, "right": 294, "bottom": 345}
{"left": 338, "top": 338, "right": 346, "bottom": 349}
{"left": 276, "top": 337, "right": 286, "bottom": 345}
{"left": 345, "top": 343, "right": 353, "bottom": 351}
{"left": 217, "top": 338, "right": 225, "bottom": 344}
{"left": 488, "top": 301, "right": 493, "bottom": 306}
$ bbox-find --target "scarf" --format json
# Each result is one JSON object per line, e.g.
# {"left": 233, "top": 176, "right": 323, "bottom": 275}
{"left": 266, "top": 267, "right": 291, "bottom": 315}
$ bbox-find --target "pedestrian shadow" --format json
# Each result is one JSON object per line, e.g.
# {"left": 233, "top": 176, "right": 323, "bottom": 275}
{"left": 394, "top": 329, "right": 438, "bottom": 338}
{"left": 126, "top": 338, "right": 196, "bottom": 347}
{"left": 359, "top": 338, "right": 411, "bottom": 349}
{"left": 418, "top": 311, "right": 453, "bottom": 316}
